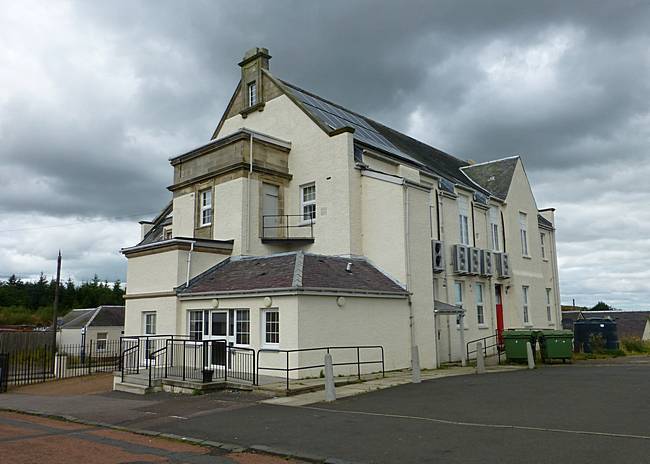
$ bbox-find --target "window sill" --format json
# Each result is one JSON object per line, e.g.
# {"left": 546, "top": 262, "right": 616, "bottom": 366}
{"left": 523, "top": 323, "right": 534, "bottom": 328}
{"left": 478, "top": 324, "right": 490, "bottom": 330}
{"left": 522, "top": 255, "right": 532, "bottom": 260}
{"left": 197, "top": 223, "right": 212, "bottom": 229}
{"left": 542, "top": 258, "right": 549, "bottom": 262}
{"left": 240, "top": 102, "right": 265, "bottom": 117}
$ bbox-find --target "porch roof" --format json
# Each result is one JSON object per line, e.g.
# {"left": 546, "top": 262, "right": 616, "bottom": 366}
{"left": 177, "top": 252, "right": 408, "bottom": 297}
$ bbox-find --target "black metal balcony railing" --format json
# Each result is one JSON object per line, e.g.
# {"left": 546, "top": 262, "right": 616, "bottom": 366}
{"left": 262, "top": 214, "right": 314, "bottom": 242}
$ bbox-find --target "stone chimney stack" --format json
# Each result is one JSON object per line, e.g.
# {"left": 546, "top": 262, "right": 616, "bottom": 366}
{"left": 238, "top": 47, "right": 271, "bottom": 115}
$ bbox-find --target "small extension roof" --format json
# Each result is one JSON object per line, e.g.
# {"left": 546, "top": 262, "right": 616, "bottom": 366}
{"left": 177, "top": 252, "right": 408, "bottom": 297}
{"left": 60, "top": 306, "right": 125, "bottom": 329}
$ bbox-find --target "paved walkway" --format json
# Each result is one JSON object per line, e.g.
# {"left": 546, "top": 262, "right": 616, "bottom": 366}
{"left": 0, "top": 410, "right": 304, "bottom": 464}
{"left": 263, "top": 364, "right": 524, "bottom": 406}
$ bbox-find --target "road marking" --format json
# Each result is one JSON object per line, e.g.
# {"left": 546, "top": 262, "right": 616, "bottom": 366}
{"left": 169, "top": 415, "right": 188, "bottom": 420}
{"left": 298, "top": 406, "right": 650, "bottom": 441}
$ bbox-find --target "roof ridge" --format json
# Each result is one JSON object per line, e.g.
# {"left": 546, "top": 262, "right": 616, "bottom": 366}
{"left": 292, "top": 251, "right": 304, "bottom": 288}
{"left": 461, "top": 155, "right": 520, "bottom": 170}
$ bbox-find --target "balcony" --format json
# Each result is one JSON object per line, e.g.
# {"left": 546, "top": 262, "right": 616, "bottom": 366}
{"left": 262, "top": 214, "right": 315, "bottom": 244}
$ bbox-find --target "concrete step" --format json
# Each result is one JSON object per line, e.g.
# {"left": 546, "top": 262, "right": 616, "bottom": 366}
{"left": 113, "top": 378, "right": 161, "bottom": 395}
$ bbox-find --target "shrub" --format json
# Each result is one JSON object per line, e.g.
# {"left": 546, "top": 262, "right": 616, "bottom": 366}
{"left": 621, "top": 337, "right": 650, "bottom": 353}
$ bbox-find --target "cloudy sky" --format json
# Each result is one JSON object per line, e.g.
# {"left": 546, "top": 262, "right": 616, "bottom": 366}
{"left": 1, "top": 1, "right": 649, "bottom": 308}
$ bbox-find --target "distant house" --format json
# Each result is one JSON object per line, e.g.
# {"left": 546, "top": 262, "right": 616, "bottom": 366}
{"left": 562, "top": 310, "right": 650, "bottom": 340}
{"left": 58, "top": 305, "right": 125, "bottom": 348}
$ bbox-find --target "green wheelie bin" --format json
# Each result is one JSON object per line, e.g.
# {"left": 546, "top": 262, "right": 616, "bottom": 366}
{"left": 539, "top": 330, "right": 573, "bottom": 363}
{"left": 503, "top": 329, "right": 538, "bottom": 362}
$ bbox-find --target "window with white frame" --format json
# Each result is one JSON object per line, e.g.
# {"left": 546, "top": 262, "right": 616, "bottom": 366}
{"left": 247, "top": 81, "right": 257, "bottom": 106}
{"left": 489, "top": 206, "right": 500, "bottom": 251}
{"left": 458, "top": 196, "right": 470, "bottom": 245}
{"left": 200, "top": 189, "right": 212, "bottom": 226}
{"left": 236, "top": 309, "right": 250, "bottom": 345}
{"left": 189, "top": 310, "right": 203, "bottom": 341}
{"left": 540, "top": 232, "right": 546, "bottom": 259}
{"left": 475, "top": 283, "right": 485, "bottom": 325}
{"left": 143, "top": 312, "right": 156, "bottom": 335}
{"left": 519, "top": 212, "right": 529, "bottom": 256}
{"left": 301, "top": 183, "right": 316, "bottom": 222}
{"left": 522, "top": 286, "right": 530, "bottom": 324}
{"left": 96, "top": 332, "right": 108, "bottom": 351}
{"left": 546, "top": 288, "right": 553, "bottom": 322}
{"left": 163, "top": 228, "right": 172, "bottom": 240}
{"left": 263, "top": 309, "right": 279, "bottom": 345}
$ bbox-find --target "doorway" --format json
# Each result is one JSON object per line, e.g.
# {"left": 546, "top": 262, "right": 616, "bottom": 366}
{"left": 495, "top": 284, "right": 504, "bottom": 345}
{"left": 262, "top": 183, "right": 280, "bottom": 238}
{"left": 204, "top": 311, "right": 234, "bottom": 367}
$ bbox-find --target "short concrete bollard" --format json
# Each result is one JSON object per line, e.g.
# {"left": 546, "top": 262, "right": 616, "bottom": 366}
{"left": 324, "top": 352, "right": 336, "bottom": 402}
{"left": 526, "top": 341, "right": 535, "bottom": 369}
{"left": 476, "top": 341, "right": 486, "bottom": 374}
{"left": 411, "top": 345, "right": 421, "bottom": 384}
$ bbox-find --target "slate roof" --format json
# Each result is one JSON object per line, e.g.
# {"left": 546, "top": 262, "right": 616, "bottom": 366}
{"left": 61, "top": 306, "right": 125, "bottom": 329}
{"left": 178, "top": 252, "right": 407, "bottom": 296}
{"left": 538, "top": 214, "right": 554, "bottom": 229}
{"left": 278, "top": 78, "right": 488, "bottom": 194}
{"left": 139, "top": 202, "right": 172, "bottom": 246}
{"left": 460, "top": 157, "right": 519, "bottom": 200}
{"left": 562, "top": 310, "right": 650, "bottom": 339}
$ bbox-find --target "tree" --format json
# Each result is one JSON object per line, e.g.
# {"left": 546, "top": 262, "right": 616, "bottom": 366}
{"left": 590, "top": 301, "right": 613, "bottom": 311}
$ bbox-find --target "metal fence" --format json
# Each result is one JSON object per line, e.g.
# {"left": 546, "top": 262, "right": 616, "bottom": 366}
{"left": 120, "top": 336, "right": 257, "bottom": 388}
{"left": 3, "top": 340, "right": 121, "bottom": 389}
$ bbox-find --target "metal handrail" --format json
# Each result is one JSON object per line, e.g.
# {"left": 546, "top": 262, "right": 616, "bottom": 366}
{"left": 262, "top": 214, "right": 314, "bottom": 240}
{"left": 147, "top": 344, "right": 168, "bottom": 387}
{"left": 120, "top": 342, "right": 139, "bottom": 382}
{"left": 466, "top": 331, "right": 503, "bottom": 364}
{"left": 257, "top": 345, "right": 385, "bottom": 392}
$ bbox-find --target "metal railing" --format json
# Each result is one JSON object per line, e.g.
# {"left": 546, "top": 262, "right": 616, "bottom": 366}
{"left": 2, "top": 340, "right": 122, "bottom": 389}
{"left": 262, "top": 214, "right": 314, "bottom": 241}
{"left": 257, "top": 345, "right": 385, "bottom": 392}
{"left": 120, "top": 336, "right": 257, "bottom": 388}
{"left": 466, "top": 331, "right": 503, "bottom": 364}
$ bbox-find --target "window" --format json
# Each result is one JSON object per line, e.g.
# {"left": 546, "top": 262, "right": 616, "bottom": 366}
{"left": 454, "top": 281, "right": 464, "bottom": 308}
{"left": 475, "top": 283, "right": 485, "bottom": 325}
{"left": 200, "top": 189, "right": 212, "bottom": 226}
{"left": 143, "top": 312, "right": 156, "bottom": 335}
{"left": 522, "top": 286, "right": 530, "bottom": 324}
{"left": 96, "top": 332, "right": 108, "bottom": 351}
{"left": 519, "top": 212, "right": 529, "bottom": 256}
{"left": 546, "top": 288, "right": 553, "bottom": 322}
{"left": 301, "top": 183, "right": 316, "bottom": 222}
{"left": 247, "top": 81, "right": 257, "bottom": 106}
{"left": 458, "top": 196, "right": 470, "bottom": 245}
{"left": 489, "top": 206, "right": 500, "bottom": 251}
{"left": 540, "top": 233, "right": 546, "bottom": 259}
{"left": 236, "top": 309, "right": 250, "bottom": 345}
{"left": 189, "top": 310, "right": 203, "bottom": 341}
{"left": 263, "top": 309, "right": 279, "bottom": 345}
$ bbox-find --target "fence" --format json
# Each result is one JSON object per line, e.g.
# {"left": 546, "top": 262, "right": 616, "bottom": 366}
{"left": 257, "top": 345, "right": 385, "bottom": 392}
{"left": 120, "top": 336, "right": 257, "bottom": 388}
{"left": 2, "top": 339, "right": 121, "bottom": 388}
{"left": 0, "top": 331, "right": 53, "bottom": 354}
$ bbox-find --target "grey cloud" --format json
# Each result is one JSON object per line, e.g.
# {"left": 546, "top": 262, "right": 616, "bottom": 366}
{"left": 1, "top": 0, "right": 649, "bottom": 307}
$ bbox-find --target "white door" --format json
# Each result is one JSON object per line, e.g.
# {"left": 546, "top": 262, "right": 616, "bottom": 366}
{"left": 262, "top": 183, "right": 280, "bottom": 238}
{"left": 206, "top": 311, "right": 232, "bottom": 367}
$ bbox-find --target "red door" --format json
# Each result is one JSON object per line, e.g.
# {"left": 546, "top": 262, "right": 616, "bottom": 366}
{"left": 495, "top": 284, "right": 504, "bottom": 346}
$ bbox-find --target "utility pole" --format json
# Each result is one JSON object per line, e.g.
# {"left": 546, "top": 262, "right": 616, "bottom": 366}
{"left": 51, "top": 251, "right": 62, "bottom": 351}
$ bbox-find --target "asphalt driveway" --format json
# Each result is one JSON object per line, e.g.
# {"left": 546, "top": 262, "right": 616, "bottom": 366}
{"left": 2, "top": 359, "right": 649, "bottom": 463}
